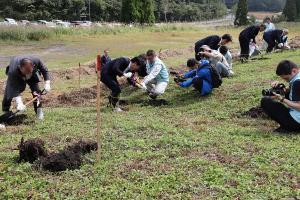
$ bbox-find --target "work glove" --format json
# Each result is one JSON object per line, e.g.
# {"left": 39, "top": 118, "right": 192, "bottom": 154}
{"left": 123, "top": 72, "right": 133, "bottom": 78}
{"left": 15, "top": 96, "right": 26, "bottom": 112}
{"left": 278, "top": 43, "right": 284, "bottom": 48}
{"left": 140, "top": 82, "right": 148, "bottom": 91}
{"left": 44, "top": 80, "right": 51, "bottom": 93}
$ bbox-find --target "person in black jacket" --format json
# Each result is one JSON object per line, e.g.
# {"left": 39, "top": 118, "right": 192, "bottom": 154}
{"left": 239, "top": 24, "right": 266, "bottom": 60}
{"left": 101, "top": 57, "right": 142, "bottom": 112}
{"left": 195, "top": 34, "right": 232, "bottom": 61}
{"left": 263, "top": 29, "right": 289, "bottom": 53}
{"left": 101, "top": 49, "right": 111, "bottom": 66}
{"left": 2, "top": 56, "right": 51, "bottom": 120}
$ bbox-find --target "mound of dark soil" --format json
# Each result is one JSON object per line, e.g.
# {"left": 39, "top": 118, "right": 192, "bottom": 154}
{"left": 40, "top": 150, "right": 82, "bottom": 172}
{"left": 18, "top": 138, "right": 48, "bottom": 163}
{"left": 242, "top": 106, "right": 267, "bottom": 118}
{"left": 65, "top": 140, "right": 98, "bottom": 155}
{"left": 18, "top": 138, "right": 98, "bottom": 172}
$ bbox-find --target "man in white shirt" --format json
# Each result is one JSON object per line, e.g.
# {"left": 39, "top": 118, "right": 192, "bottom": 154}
{"left": 140, "top": 50, "right": 169, "bottom": 99}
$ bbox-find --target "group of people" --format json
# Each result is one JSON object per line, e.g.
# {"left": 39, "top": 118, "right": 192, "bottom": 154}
{"left": 1, "top": 18, "right": 299, "bottom": 133}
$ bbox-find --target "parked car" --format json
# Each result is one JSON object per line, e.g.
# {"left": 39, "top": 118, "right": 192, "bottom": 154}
{"left": 20, "top": 20, "right": 30, "bottom": 26}
{"left": 53, "top": 20, "right": 70, "bottom": 28}
{"left": 37, "top": 20, "right": 56, "bottom": 28}
{"left": 4, "top": 18, "right": 18, "bottom": 26}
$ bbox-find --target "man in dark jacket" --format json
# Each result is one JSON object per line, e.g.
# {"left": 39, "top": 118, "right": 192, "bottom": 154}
{"left": 2, "top": 56, "right": 51, "bottom": 120}
{"left": 263, "top": 29, "right": 289, "bottom": 53}
{"left": 239, "top": 24, "right": 266, "bottom": 60}
{"left": 101, "top": 56, "right": 142, "bottom": 112}
{"left": 195, "top": 34, "right": 232, "bottom": 61}
{"left": 101, "top": 49, "right": 111, "bottom": 66}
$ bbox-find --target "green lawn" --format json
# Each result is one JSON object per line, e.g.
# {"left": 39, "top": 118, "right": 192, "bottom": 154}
{"left": 0, "top": 24, "right": 300, "bottom": 199}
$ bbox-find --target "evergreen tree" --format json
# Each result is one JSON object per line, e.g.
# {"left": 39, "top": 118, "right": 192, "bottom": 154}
{"left": 140, "top": 0, "right": 155, "bottom": 24}
{"left": 234, "top": 0, "right": 248, "bottom": 26}
{"left": 121, "top": 0, "right": 140, "bottom": 23}
{"left": 283, "top": 0, "right": 297, "bottom": 21}
{"left": 295, "top": 0, "right": 300, "bottom": 18}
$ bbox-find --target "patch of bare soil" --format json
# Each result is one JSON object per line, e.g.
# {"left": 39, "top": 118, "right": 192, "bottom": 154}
{"left": 18, "top": 138, "right": 98, "bottom": 172}
{"left": 159, "top": 46, "right": 193, "bottom": 60}
{"left": 51, "top": 61, "right": 96, "bottom": 81}
{"left": 289, "top": 36, "right": 300, "bottom": 49}
{"left": 43, "top": 86, "right": 98, "bottom": 107}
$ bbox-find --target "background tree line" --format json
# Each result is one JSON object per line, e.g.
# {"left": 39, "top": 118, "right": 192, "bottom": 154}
{"left": 0, "top": 0, "right": 227, "bottom": 23}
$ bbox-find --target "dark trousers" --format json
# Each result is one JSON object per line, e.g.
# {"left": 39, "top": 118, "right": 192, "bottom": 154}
{"left": 263, "top": 35, "right": 275, "bottom": 53}
{"left": 261, "top": 97, "right": 300, "bottom": 131}
{"left": 239, "top": 36, "right": 250, "bottom": 59}
{"left": 192, "top": 77, "right": 203, "bottom": 92}
{"left": 2, "top": 76, "right": 42, "bottom": 113}
{"left": 100, "top": 72, "right": 121, "bottom": 107}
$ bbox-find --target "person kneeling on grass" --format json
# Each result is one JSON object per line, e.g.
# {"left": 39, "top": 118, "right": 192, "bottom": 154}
{"left": 140, "top": 50, "right": 169, "bottom": 99}
{"left": 101, "top": 56, "right": 142, "bottom": 112}
{"left": 2, "top": 56, "right": 51, "bottom": 120}
{"left": 177, "top": 59, "right": 214, "bottom": 96}
{"left": 199, "top": 45, "right": 233, "bottom": 78}
{"left": 261, "top": 60, "right": 300, "bottom": 133}
{"left": 263, "top": 29, "right": 289, "bottom": 53}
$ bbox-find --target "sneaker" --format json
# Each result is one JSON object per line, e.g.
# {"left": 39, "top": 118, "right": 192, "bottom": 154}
{"left": 114, "top": 107, "right": 124, "bottom": 112}
{"left": 273, "top": 127, "right": 289, "bottom": 134}
{"left": 36, "top": 108, "right": 44, "bottom": 120}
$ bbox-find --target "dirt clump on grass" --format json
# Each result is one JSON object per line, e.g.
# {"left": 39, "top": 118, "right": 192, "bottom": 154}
{"left": 40, "top": 150, "right": 82, "bottom": 172}
{"left": 242, "top": 106, "right": 267, "bottom": 118}
{"left": 18, "top": 138, "right": 48, "bottom": 163}
{"left": 18, "top": 138, "right": 98, "bottom": 172}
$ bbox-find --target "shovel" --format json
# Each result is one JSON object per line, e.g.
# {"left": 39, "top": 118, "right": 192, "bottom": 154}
{"left": 0, "top": 90, "right": 45, "bottom": 123}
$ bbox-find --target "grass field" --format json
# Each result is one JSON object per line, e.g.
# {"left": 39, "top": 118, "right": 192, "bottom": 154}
{"left": 0, "top": 23, "right": 300, "bottom": 199}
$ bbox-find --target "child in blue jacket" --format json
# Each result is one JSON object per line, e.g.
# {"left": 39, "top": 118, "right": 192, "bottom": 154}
{"left": 178, "top": 59, "right": 213, "bottom": 96}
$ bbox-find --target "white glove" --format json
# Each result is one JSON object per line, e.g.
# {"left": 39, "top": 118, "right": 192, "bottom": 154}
{"left": 123, "top": 72, "right": 133, "bottom": 78}
{"left": 15, "top": 96, "right": 26, "bottom": 112}
{"left": 140, "top": 82, "right": 148, "bottom": 91}
{"left": 44, "top": 80, "right": 51, "bottom": 93}
{"left": 278, "top": 43, "right": 284, "bottom": 48}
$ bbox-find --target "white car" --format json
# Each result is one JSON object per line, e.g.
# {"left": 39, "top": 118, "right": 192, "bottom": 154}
{"left": 37, "top": 20, "right": 56, "bottom": 28}
{"left": 4, "top": 18, "right": 18, "bottom": 26}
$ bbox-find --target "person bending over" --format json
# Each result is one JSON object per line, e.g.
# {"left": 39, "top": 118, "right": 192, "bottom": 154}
{"left": 199, "top": 45, "right": 233, "bottom": 78}
{"left": 195, "top": 34, "right": 232, "bottom": 61}
{"left": 2, "top": 56, "right": 51, "bottom": 120}
{"left": 140, "top": 50, "right": 169, "bottom": 100}
{"left": 177, "top": 59, "right": 213, "bottom": 96}
{"left": 101, "top": 56, "right": 141, "bottom": 112}
{"left": 263, "top": 29, "right": 289, "bottom": 53}
{"left": 261, "top": 60, "right": 300, "bottom": 133}
{"left": 239, "top": 24, "right": 266, "bottom": 60}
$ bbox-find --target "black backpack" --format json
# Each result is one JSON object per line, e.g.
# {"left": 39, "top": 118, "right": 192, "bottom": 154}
{"left": 202, "top": 64, "right": 222, "bottom": 88}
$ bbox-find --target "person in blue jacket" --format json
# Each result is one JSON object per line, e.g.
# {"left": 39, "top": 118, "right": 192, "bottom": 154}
{"left": 178, "top": 58, "right": 213, "bottom": 96}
